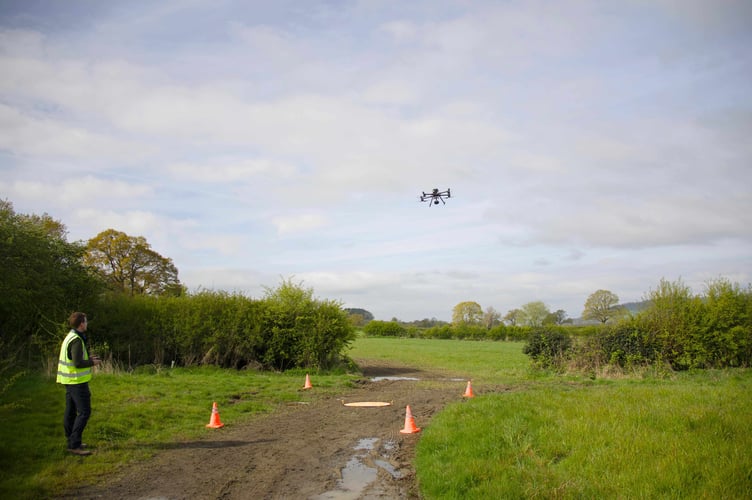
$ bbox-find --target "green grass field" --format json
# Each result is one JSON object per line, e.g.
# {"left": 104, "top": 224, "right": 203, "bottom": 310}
{"left": 353, "top": 338, "right": 752, "bottom": 498}
{"left": 1, "top": 337, "right": 750, "bottom": 498}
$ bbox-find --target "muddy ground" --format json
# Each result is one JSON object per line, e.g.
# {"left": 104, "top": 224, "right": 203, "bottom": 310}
{"left": 61, "top": 359, "right": 471, "bottom": 499}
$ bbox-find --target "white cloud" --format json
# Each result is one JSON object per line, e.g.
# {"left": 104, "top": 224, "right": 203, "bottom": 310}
{"left": 271, "top": 213, "right": 328, "bottom": 235}
{"left": 2, "top": 176, "right": 153, "bottom": 206}
{"left": 166, "top": 157, "right": 297, "bottom": 183}
{"left": 1, "top": 1, "right": 750, "bottom": 321}
{"left": 0, "top": 103, "right": 142, "bottom": 160}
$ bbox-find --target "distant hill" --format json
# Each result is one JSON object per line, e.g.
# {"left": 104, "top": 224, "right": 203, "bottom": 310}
{"left": 620, "top": 300, "right": 651, "bottom": 314}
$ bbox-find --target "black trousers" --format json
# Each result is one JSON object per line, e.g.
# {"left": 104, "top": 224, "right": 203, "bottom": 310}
{"left": 64, "top": 382, "right": 91, "bottom": 449}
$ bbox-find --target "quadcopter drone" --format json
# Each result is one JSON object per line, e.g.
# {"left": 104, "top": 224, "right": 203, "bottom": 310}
{"left": 419, "top": 188, "right": 451, "bottom": 206}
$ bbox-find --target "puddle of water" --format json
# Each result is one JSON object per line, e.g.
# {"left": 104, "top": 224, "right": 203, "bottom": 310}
{"left": 354, "top": 438, "right": 378, "bottom": 451}
{"left": 341, "top": 457, "right": 378, "bottom": 491}
{"left": 374, "top": 459, "right": 402, "bottom": 479}
{"left": 313, "top": 456, "right": 377, "bottom": 500}
{"left": 370, "top": 376, "right": 419, "bottom": 382}
{"left": 313, "top": 437, "right": 403, "bottom": 499}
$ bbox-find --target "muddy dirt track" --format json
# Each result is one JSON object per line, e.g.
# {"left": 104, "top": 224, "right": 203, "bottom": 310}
{"left": 61, "top": 359, "right": 470, "bottom": 499}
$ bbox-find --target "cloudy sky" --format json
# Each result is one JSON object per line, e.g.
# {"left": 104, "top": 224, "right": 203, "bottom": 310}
{"left": 1, "top": 0, "right": 750, "bottom": 321}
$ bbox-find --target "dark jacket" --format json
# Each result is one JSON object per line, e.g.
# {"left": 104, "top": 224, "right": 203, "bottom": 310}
{"left": 67, "top": 331, "right": 95, "bottom": 369}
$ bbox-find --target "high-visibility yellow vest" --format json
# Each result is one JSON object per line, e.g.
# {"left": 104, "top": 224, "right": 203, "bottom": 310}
{"left": 56, "top": 330, "right": 92, "bottom": 384}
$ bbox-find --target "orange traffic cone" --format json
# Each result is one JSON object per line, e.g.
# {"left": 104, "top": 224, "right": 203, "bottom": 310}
{"left": 303, "top": 373, "right": 313, "bottom": 390}
{"left": 400, "top": 405, "right": 421, "bottom": 434}
{"left": 206, "top": 402, "right": 224, "bottom": 428}
{"left": 463, "top": 380, "right": 475, "bottom": 398}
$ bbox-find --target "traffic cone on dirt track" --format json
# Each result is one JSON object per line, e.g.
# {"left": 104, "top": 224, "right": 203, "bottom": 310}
{"left": 463, "top": 380, "right": 475, "bottom": 398}
{"left": 400, "top": 405, "right": 421, "bottom": 434}
{"left": 206, "top": 402, "right": 224, "bottom": 428}
{"left": 303, "top": 373, "right": 313, "bottom": 390}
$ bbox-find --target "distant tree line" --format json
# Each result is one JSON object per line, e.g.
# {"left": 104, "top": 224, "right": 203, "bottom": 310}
{"left": 362, "top": 281, "right": 751, "bottom": 372}
{"left": 363, "top": 320, "right": 541, "bottom": 341}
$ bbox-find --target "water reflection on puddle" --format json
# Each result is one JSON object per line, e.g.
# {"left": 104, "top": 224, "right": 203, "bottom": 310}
{"left": 370, "top": 376, "right": 419, "bottom": 382}
{"left": 355, "top": 438, "right": 378, "bottom": 450}
{"left": 313, "top": 437, "right": 401, "bottom": 499}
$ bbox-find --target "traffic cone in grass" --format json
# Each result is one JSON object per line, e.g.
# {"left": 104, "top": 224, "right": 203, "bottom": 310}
{"left": 400, "top": 405, "right": 421, "bottom": 434}
{"left": 206, "top": 402, "right": 224, "bottom": 428}
{"left": 463, "top": 380, "right": 475, "bottom": 398}
{"left": 303, "top": 373, "right": 313, "bottom": 390}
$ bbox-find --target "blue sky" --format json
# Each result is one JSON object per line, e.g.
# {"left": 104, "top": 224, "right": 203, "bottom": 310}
{"left": 2, "top": 0, "right": 751, "bottom": 321}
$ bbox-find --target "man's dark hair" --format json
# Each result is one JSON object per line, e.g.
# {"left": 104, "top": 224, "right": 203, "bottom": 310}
{"left": 69, "top": 312, "right": 87, "bottom": 329}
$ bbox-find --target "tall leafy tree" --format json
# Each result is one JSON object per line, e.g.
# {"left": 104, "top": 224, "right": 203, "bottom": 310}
{"left": 452, "top": 301, "right": 483, "bottom": 325}
{"left": 482, "top": 306, "right": 501, "bottom": 329}
{"left": 85, "top": 229, "right": 182, "bottom": 296}
{"left": 582, "top": 289, "right": 621, "bottom": 323}
{"left": 520, "top": 301, "right": 551, "bottom": 327}
{"left": 504, "top": 308, "right": 523, "bottom": 326}
{"left": 544, "top": 309, "right": 568, "bottom": 325}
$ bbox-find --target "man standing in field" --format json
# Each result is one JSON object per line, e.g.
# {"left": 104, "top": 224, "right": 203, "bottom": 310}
{"left": 57, "top": 312, "right": 101, "bottom": 456}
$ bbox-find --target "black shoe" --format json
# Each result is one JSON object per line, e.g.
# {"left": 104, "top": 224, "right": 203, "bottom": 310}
{"left": 68, "top": 447, "right": 93, "bottom": 456}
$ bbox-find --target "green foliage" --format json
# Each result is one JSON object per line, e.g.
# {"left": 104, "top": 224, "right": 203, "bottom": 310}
{"left": 571, "top": 278, "right": 752, "bottom": 372}
{"left": 343, "top": 308, "right": 374, "bottom": 326}
{"left": 257, "top": 279, "right": 355, "bottom": 370}
{"left": 520, "top": 301, "right": 551, "bottom": 327}
{"left": 543, "top": 309, "right": 568, "bottom": 325}
{"left": 504, "top": 325, "right": 531, "bottom": 341}
{"left": 577, "top": 321, "right": 651, "bottom": 370}
{"left": 421, "top": 324, "right": 453, "bottom": 339}
{"left": 522, "top": 327, "right": 573, "bottom": 368}
{"left": 452, "top": 301, "right": 483, "bottom": 325}
{"left": 362, "top": 322, "right": 531, "bottom": 342}
{"left": 84, "top": 229, "right": 182, "bottom": 296}
{"left": 89, "top": 280, "right": 354, "bottom": 371}
{"left": 636, "top": 278, "right": 752, "bottom": 370}
{"left": 503, "top": 308, "right": 524, "bottom": 326}
{"left": 449, "top": 323, "right": 484, "bottom": 340}
{"left": 363, "top": 320, "right": 406, "bottom": 337}
{"left": 699, "top": 279, "right": 752, "bottom": 367}
{"left": 0, "top": 200, "right": 103, "bottom": 370}
{"left": 582, "top": 289, "right": 621, "bottom": 323}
